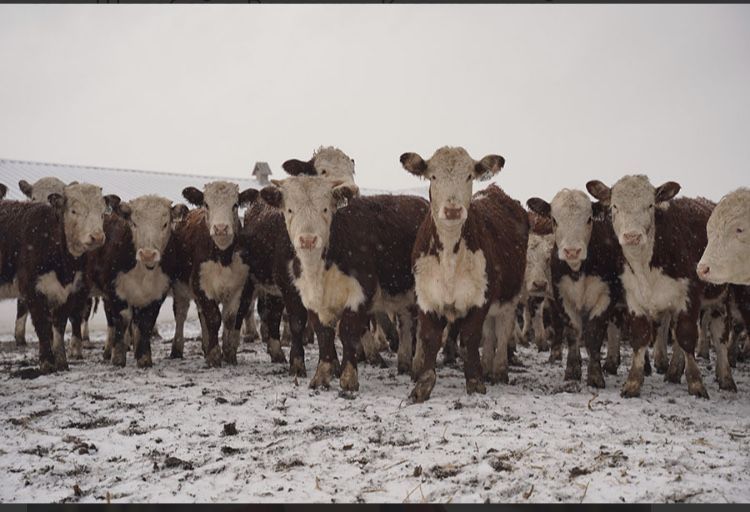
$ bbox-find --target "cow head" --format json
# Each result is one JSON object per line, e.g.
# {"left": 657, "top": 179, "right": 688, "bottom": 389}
{"left": 260, "top": 176, "right": 358, "bottom": 253}
{"left": 525, "top": 232, "right": 555, "bottom": 296}
{"left": 182, "top": 182, "right": 258, "bottom": 251}
{"left": 116, "top": 195, "right": 188, "bottom": 270}
{"left": 19, "top": 177, "right": 66, "bottom": 203}
{"left": 587, "top": 175, "right": 680, "bottom": 261}
{"left": 697, "top": 188, "right": 750, "bottom": 285}
{"left": 47, "top": 183, "right": 119, "bottom": 258}
{"left": 528, "top": 189, "right": 595, "bottom": 272}
{"left": 400, "top": 147, "right": 504, "bottom": 229}
{"left": 282, "top": 146, "right": 357, "bottom": 187}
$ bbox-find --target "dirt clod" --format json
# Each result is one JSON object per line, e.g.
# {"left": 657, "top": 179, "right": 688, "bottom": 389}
{"left": 223, "top": 422, "right": 238, "bottom": 436}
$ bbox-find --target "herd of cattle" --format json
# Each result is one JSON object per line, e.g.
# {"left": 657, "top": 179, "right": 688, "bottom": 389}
{"left": 0, "top": 146, "right": 748, "bottom": 403}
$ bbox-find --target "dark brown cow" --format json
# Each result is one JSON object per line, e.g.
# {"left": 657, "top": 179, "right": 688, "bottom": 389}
{"left": 587, "top": 175, "right": 729, "bottom": 397}
{"left": 170, "top": 182, "right": 258, "bottom": 367}
{"left": 400, "top": 146, "right": 528, "bottom": 402}
{"left": 258, "top": 176, "right": 428, "bottom": 391}
{"left": 0, "top": 184, "right": 118, "bottom": 373}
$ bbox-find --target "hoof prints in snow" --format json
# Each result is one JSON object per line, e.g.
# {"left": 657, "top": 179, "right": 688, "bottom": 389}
{"left": 0, "top": 318, "right": 749, "bottom": 503}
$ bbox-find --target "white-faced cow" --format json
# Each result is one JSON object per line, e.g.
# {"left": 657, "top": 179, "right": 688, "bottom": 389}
{"left": 401, "top": 146, "right": 528, "bottom": 402}
{"left": 698, "top": 188, "right": 750, "bottom": 286}
{"left": 0, "top": 184, "right": 118, "bottom": 373}
{"left": 587, "top": 175, "right": 730, "bottom": 397}
{"left": 527, "top": 189, "right": 625, "bottom": 388}
{"left": 170, "top": 182, "right": 258, "bottom": 367}
{"left": 79, "top": 195, "right": 187, "bottom": 367}
{"left": 258, "top": 175, "right": 428, "bottom": 391}
{"left": 519, "top": 212, "right": 556, "bottom": 352}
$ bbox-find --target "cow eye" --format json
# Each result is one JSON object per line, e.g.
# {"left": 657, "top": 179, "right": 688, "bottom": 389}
{"left": 587, "top": 217, "right": 593, "bottom": 224}
{"left": 323, "top": 208, "right": 328, "bottom": 213}
{"left": 71, "top": 209, "right": 77, "bottom": 215}
{"left": 287, "top": 208, "right": 292, "bottom": 214}
{"left": 552, "top": 218, "right": 558, "bottom": 226}
{"left": 611, "top": 204, "right": 618, "bottom": 210}
{"left": 233, "top": 203, "right": 238, "bottom": 209}
{"left": 163, "top": 222, "right": 168, "bottom": 229}
{"left": 738, "top": 228, "right": 744, "bottom": 234}
{"left": 466, "top": 175, "right": 472, "bottom": 182}
{"left": 321, "top": 170, "right": 327, "bottom": 175}
{"left": 649, "top": 204, "right": 655, "bottom": 209}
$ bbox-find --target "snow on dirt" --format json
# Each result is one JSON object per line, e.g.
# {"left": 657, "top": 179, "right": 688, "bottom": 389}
{"left": 1, "top": 316, "right": 749, "bottom": 504}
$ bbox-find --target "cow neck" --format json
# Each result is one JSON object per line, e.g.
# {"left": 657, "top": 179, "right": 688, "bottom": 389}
{"left": 295, "top": 247, "right": 326, "bottom": 286}
{"left": 621, "top": 222, "right": 656, "bottom": 277}
{"left": 433, "top": 218, "right": 465, "bottom": 261}
{"left": 58, "top": 219, "right": 83, "bottom": 267}
{"left": 211, "top": 240, "right": 237, "bottom": 267}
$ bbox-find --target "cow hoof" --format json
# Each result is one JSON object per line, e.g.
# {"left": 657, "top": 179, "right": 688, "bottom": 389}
{"left": 654, "top": 360, "right": 668, "bottom": 375}
{"left": 70, "top": 349, "right": 84, "bottom": 360}
{"left": 409, "top": 370, "right": 436, "bottom": 403}
{"left": 205, "top": 346, "right": 223, "bottom": 368}
{"left": 688, "top": 380, "right": 710, "bottom": 399}
{"left": 340, "top": 363, "right": 359, "bottom": 392}
{"left": 466, "top": 378, "right": 487, "bottom": 395}
{"left": 620, "top": 379, "right": 642, "bottom": 398}
{"left": 643, "top": 357, "right": 652, "bottom": 377}
{"left": 509, "top": 354, "right": 523, "bottom": 367}
{"left": 717, "top": 375, "right": 737, "bottom": 393}
{"left": 486, "top": 371, "right": 508, "bottom": 385}
{"left": 137, "top": 354, "right": 153, "bottom": 369}
{"left": 603, "top": 359, "right": 619, "bottom": 376}
{"left": 39, "top": 360, "right": 56, "bottom": 375}
{"left": 112, "top": 351, "right": 126, "bottom": 368}
{"left": 55, "top": 359, "right": 69, "bottom": 372}
{"left": 564, "top": 366, "right": 582, "bottom": 381}
{"left": 587, "top": 369, "right": 606, "bottom": 389}
{"left": 664, "top": 369, "right": 682, "bottom": 384}
{"left": 309, "top": 361, "right": 334, "bottom": 389}
{"left": 169, "top": 348, "right": 183, "bottom": 359}
{"left": 536, "top": 341, "right": 550, "bottom": 352}
{"left": 268, "top": 339, "right": 287, "bottom": 364}
{"left": 548, "top": 349, "right": 562, "bottom": 363}
{"left": 242, "top": 334, "right": 259, "bottom": 344}
{"left": 223, "top": 350, "right": 238, "bottom": 365}
{"left": 289, "top": 358, "right": 306, "bottom": 378}
{"left": 367, "top": 352, "right": 388, "bottom": 369}
{"left": 15, "top": 336, "right": 27, "bottom": 347}
{"left": 397, "top": 358, "right": 412, "bottom": 375}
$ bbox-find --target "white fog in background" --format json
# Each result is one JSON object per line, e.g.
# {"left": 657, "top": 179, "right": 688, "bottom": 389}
{"left": 0, "top": 4, "right": 748, "bottom": 202}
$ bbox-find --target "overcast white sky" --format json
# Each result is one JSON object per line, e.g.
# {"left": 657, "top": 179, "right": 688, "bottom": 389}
{"left": 0, "top": 4, "right": 748, "bottom": 202}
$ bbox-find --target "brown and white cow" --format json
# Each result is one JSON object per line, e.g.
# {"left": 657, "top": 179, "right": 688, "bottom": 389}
{"left": 80, "top": 195, "right": 187, "bottom": 367}
{"left": 0, "top": 184, "right": 118, "bottom": 373}
{"left": 258, "top": 176, "right": 428, "bottom": 391}
{"left": 401, "top": 147, "right": 528, "bottom": 402}
{"left": 170, "top": 181, "right": 258, "bottom": 367}
{"left": 527, "top": 189, "right": 625, "bottom": 388}
{"left": 587, "top": 175, "right": 730, "bottom": 397}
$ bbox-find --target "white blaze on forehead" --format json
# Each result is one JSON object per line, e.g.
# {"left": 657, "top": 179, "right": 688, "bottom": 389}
{"left": 426, "top": 146, "right": 476, "bottom": 223}
{"left": 127, "top": 195, "right": 174, "bottom": 257}
{"left": 700, "top": 188, "right": 750, "bottom": 285}
{"left": 550, "top": 189, "right": 593, "bottom": 263}
{"left": 202, "top": 181, "right": 240, "bottom": 248}
{"left": 29, "top": 177, "right": 65, "bottom": 203}
{"left": 312, "top": 146, "right": 356, "bottom": 183}
{"left": 611, "top": 175, "right": 657, "bottom": 210}
{"left": 63, "top": 183, "right": 107, "bottom": 256}
{"left": 279, "top": 176, "right": 337, "bottom": 250}
{"left": 609, "top": 175, "right": 658, "bottom": 252}
{"left": 525, "top": 232, "right": 554, "bottom": 293}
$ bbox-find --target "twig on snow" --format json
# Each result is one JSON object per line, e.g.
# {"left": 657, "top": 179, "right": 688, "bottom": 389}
{"left": 579, "top": 480, "right": 590, "bottom": 503}
{"left": 382, "top": 458, "right": 409, "bottom": 471}
{"left": 523, "top": 484, "right": 534, "bottom": 500}
{"left": 587, "top": 393, "right": 599, "bottom": 411}
{"left": 403, "top": 482, "right": 423, "bottom": 503}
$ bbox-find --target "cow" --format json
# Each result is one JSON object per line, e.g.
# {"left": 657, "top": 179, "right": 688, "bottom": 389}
{"left": 258, "top": 175, "right": 428, "bottom": 391}
{"left": 697, "top": 188, "right": 750, "bottom": 286}
{"left": 400, "top": 146, "right": 528, "bottom": 402}
{"left": 519, "top": 212, "right": 555, "bottom": 352}
{"left": 80, "top": 195, "right": 187, "bottom": 367}
{"left": 14, "top": 177, "right": 67, "bottom": 346}
{"left": 170, "top": 181, "right": 258, "bottom": 367}
{"left": 587, "top": 175, "right": 729, "bottom": 397}
{"left": 0, "top": 183, "right": 118, "bottom": 373}
{"left": 527, "top": 189, "right": 625, "bottom": 388}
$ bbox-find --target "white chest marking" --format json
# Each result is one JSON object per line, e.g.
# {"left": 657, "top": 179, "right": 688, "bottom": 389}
{"left": 290, "top": 258, "right": 365, "bottom": 326}
{"left": 115, "top": 264, "right": 170, "bottom": 308}
{"left": 198, "top": 252, "right": 249, "bottom": 304}
{"left": 413, "top": 239, "right": 488, "bottom": 320}
{"left": 621, "top": 263, "right": 690, "bottom": 318}
{"left": 35, "top": 271, "right": 82, "bottom": 307}
{"left": 558, "top": 274, "right": 611, "bottom": 321}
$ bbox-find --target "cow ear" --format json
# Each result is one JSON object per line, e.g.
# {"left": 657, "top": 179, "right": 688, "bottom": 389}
{"left": 282, "top": 159, "right": 316, "bottom": 176}
{"left": 238, "top": 188, "right": 259, "bottom": 206}
{"left": 182, "top": 187, "right": 204, "bottom": 207}
{"left": 655, "top": 181, "right": 681, "bottom": 203}
{"left": 48, "top": 193, "right": 65, "bottom": 210}
{"left": 332, "top": 183, "right": 359, "bottom": 209}
{"left": 260, "top": 185, "right": 283, "bottom": 209}
{"left": 104, "top": 194, "right": 122, "bottom": 214}
{"left": 171, "top": 203, "right": 189, "bottom": 223}
{"left": 527, "top": 197, "right": 551, "bottom": 218}
{"left": 18, "top": 180, "right": 33, "bottom": 199}
{"left": 0, "top": 183, "right": 7, "bottom": 200}
{"left": 118, "top": 201, "right": 132, "bottom": 221}
{"left": 474, "top": 154, "right": 505, "bottom": 180}
{"left": 586, "top": 180, "right": 611, "bottom": 204}
{"left": 400, "top": 152, "right": 427, "bottom": 177}
{"left": 68, "top": 181, "right": 79, "bottom": 186}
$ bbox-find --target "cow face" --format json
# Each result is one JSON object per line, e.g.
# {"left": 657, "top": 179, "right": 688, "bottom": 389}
{"left": 587, "top": 175, "right": 680, "bottom": 259}
{"left": 400, "top": 146, "right": 504, "bottom": 228}
{"left": 19, "top": 177, "right": 66, "bottom": 203}
{"left": 529, "top": 190, "right": 594, "bottom": 272}
{"left": 49, "top": 183, "right": 118, "bottom": 258}
{"left": 525, "top": 232, "right": 555, "bottom": 296}
{"left": 260, "top": 176, "right": 358, "bottom": 253}
{"left": 282, "top": 146, "right": 356, "bottom": 187}
{"left": 697, "top": 188, "right": 750, "bottom": 285}
{"left": 182, "top": 182, "right": 258, "bottom": 251}
{"left": 117, "top": 195, "right": 187, "bottom": 270}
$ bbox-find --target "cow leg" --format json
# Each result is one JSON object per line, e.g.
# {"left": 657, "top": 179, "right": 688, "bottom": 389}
{"left": 280, "top": 310, "right": 292, "bottom": 347}
{"left": 360, "top": 316, "right": 387, "bottom": 368}
{"left": 26, "top": 294, "right": 56, "bottom": 373}
{"left": 564, "top": 312, "right": 582, "bottom": 381}
{"left": 170, "top": 285, "right": 191, "bottom": 359}
{"left": 338, "top": 308, "right": 370, "bottom": 393}
{"left": 710, "top": 306, "right": 736, "bottom": 392}
{"left": 50, "top": 307, "right": 70, "bottom": 372}
{"left": 531, "top": 297, "right": 549, "bottom": 351}
{"left": 67, "top": 305, "right": 84, "bottom": 361}
{"left": 518, "top": 301, "right": 530, "bottom": 347}
{"left": 192, "top": 285, "right": 222, "bottom": 367}
{"left": 583, "top": 314, "right": 607, "bottom": 388}
{"left": 673, "top": 307, "right": 709, "bottom": 399}
{"left": 133, "top": 300, "right": 163, "bottom": 368}
{"left": 81, "top": 298, "right": 93, "bottom": 342}
{"left": 15, "top": 299, "right": 28, "bottom": 346}
{"left": 284, "top": 293, "right": 308, "bottom": 377}
{"left": 653, "top": 314, "right": 671, "bottom": 374}
{"left": 240, "top": 292, "right": 260, "bottom": 343}
{"left": 411, "top": 325, "right": 427, "bottom": 381}
{"left": 377, "top": 312, "right": 399, "bottom": 353}
{"left": 480, "top": 313, "right": 496, "bottom": 379}
{"left": 548, "top": 298, "right": 565, "bottom": 363}
{"left": 462, "top": 306, "right": 490, "bottom": 395}
{"left": 696, "top": 308, "right": 712, "bottom": 360}
{"left": 396, "top": 308, "right": 414, "bottom": 375}
{"left": 102, "top": 299, "right": 116, "bottom": 361}
{"left": 410, "top": 310, "right": 447, "bottom": 403}
{"left": 110, "top": 301, "right": 131, "bottom": 367}
{"left": 603, "top": 319, "right": 621, "bottom": 375}
{"left": 490, "top": 302, "right": 516, "bottom": 385}
{"left": 310, "top": 313, "right": 339, "bottom": 389}
{"left": 621, "top": 314, "right": 651, "bottom": 398}
{"left": 259, "top": 294, "right": 286, "bottom": 364}
{"left": 441, "top": 321, "right": 459, "bottom": 368}
{"left": 665, "top": 317, "right": 686, "bottom": 384}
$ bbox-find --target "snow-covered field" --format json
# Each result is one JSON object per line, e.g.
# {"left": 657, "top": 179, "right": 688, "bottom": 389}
{"left": 1, "top": 315, "right": 749, "bottom": 504}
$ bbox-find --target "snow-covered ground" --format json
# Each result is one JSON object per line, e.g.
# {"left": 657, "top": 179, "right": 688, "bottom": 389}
{"left": 1, "top": 315, "right": 749, "bottom": 504}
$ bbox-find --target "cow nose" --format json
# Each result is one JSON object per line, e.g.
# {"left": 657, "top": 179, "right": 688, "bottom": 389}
{"left": 299, "top": 235, "right": 317, "bottom": 250}
{"left": 138, "top": 249, "right": 159, "bottom": 263}
{"left": 697, "top": 263, "right": 710, "bottom": 278}
{"left": 444, "top": 206, "right": 462, "bottom": 220}
{"left": 532, "top": 280, "right": 547, "bottom": 291}
{"left": 89, "top": 231, "right": 105, "bottom": 246}
{"left": 563, "top": 248, "right": 581, "bottom": 260}
{"left": 623, "top": 232, "right": 642, "bottom": 245}
{"left": 212, "top": 224, "right": 230, "bottom": 236}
